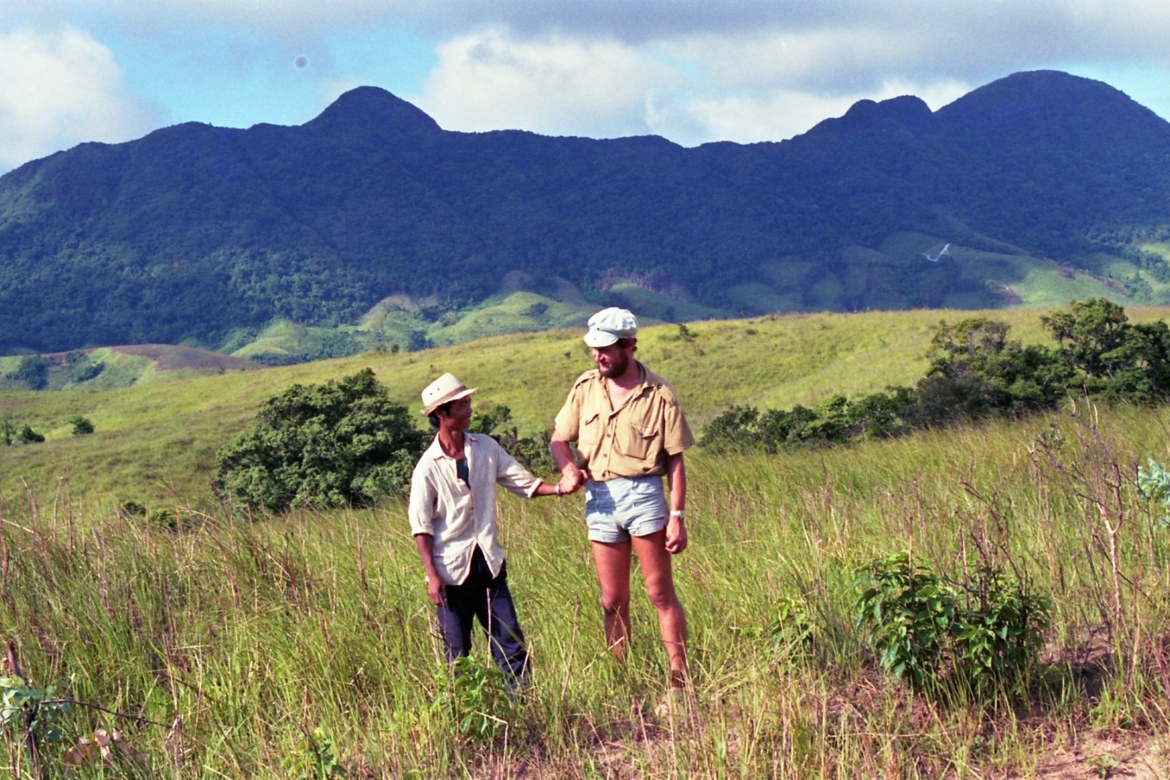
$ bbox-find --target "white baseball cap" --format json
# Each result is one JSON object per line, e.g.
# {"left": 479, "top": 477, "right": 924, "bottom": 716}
{"left": 584, "top": 307, "right": 638, "bottom": 348}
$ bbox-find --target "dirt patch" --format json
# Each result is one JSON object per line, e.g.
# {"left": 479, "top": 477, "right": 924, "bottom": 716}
{"left": 1033, "top": 734, "right": 1168, "bottom": 779}
{"left": 104, "top": 345, "right": 263, "bottom": 372}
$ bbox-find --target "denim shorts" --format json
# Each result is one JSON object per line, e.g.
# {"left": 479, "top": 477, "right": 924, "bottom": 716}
{"left": 584, "top": 476, "right": 669, "bottom": 543}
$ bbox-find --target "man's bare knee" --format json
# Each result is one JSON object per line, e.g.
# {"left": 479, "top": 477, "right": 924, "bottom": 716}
{"left": 600, "top": 595, "right": 629, "bottom": 617}
{"left": 645, "top": 583, "right": 680, "bottom": 612}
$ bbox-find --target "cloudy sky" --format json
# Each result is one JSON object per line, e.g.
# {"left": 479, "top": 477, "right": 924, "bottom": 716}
{"left": 2, "top": 1, "right": 1169, "bottom": 174}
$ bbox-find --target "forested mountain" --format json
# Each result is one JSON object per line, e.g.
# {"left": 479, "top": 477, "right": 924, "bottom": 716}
{"left": 3, "top": 69, "right": 1170, "bottom": 355}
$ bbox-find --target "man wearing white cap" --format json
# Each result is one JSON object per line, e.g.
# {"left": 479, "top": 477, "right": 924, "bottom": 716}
{"left": 551, "top": 308, "right": 694, "bottom": 695}
{"left": 409, "top": 372, "right": 578, "bottom": 683}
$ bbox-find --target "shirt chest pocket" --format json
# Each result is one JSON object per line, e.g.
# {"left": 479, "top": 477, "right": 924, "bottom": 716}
{"left": 578, "top": 411, "right": 603, "bottom": 450}
{"left": 617, "top": 423, "right": 660, "bottom": 462}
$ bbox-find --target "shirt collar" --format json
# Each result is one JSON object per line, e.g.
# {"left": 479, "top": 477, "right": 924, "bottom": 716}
{"left": 426, "top": 432, "right": 478, "bottom": 460}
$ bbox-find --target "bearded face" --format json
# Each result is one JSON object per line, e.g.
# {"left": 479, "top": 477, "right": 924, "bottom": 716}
{"left": 592, "top": 340, "right": 635, "bottom": 378}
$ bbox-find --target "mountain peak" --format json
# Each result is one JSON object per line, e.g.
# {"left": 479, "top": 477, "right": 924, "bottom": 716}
{"left": 306, "top": 87, "right": 441, "bottom": 135}
{"left": 937, "top": 69, "right": 1167, "bottom": 135}
{"left": 805, "top": 93, "right": 934, "bottom": 138}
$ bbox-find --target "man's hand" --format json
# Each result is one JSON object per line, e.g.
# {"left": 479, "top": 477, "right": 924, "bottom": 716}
{"left": 665, "top": 516, "right": 687, "bottom": 555}
{"left": 557, "top": 470, "right": 583, "bottom": 495}
{"left": 426, "top": 575, "right": 447, "bottom": 608}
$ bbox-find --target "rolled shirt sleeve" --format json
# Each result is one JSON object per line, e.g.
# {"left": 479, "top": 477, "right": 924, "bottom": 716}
{"left": 494, "top": 441, "right": 542, "bottom": 498}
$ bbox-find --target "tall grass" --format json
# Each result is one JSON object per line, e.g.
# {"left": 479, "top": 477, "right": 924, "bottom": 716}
{"left": 4, "top": 400, "right": 1170, "bottom": 777}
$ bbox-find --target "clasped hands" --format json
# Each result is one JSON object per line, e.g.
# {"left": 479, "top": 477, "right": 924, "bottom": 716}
{"left": 556, "top": 465, "right": 589, "bottom": 496}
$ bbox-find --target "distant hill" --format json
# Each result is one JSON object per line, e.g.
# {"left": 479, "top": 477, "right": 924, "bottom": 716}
{"left": 0, "top": 345, "right": 263, "bottom": 391}
{"left": 2, "top": 69, "right": 1170, "bottom": 357}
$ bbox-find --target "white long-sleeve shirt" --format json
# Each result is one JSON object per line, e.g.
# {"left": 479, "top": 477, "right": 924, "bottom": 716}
{"left": 408, "top": 433, "right": 541, "bottom": 585}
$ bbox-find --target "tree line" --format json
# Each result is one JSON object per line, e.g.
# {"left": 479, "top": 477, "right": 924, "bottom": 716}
{"left": 700, "top": 299, "right": 1170, "bottom": 452}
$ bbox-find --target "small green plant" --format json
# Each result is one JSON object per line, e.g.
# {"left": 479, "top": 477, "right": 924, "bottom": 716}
{"left": 17, "top": 425, "right": 44, "bottom": 444}
{"left": 854, "top": 552, "right": 1049, "bottom": 694}
{"left": 1, "top": 665, "right": 73, "bottom": 771}
{"left": 303, "top": 725, "right": 343, "bottom": 779}
{"left": 677, "top": 324, "right": 695, "bottom": 342}
{"left": 765, "top": 595, "right": 814, "bottom": 660}
{"left": 1086, "top": 753, "right": 1122, "bottom": 778}
{"left": 1137, "top": 457, "right": 1170, "bottom": 528}
{"left": 432, "top": 657, "right": 514, "bottom": 742}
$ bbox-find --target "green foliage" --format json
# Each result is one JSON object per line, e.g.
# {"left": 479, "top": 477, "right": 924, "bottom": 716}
{"left": 211, "top": 368, "right": 426, "bottom": 512}
{"left": 853, "top": 552, "right": 1050, "bottom": 695}
{"left": 765, "top": 596, "right": 815, "bottom": 661}
{"left": 69, "top": 415, "right": 95, "bottom": 435}
{"left": 17, "top": 425, "right": 44, "bottom": 444}
{"left": 5, "top": 356, "right": 51, "bottom": 390}
{"left": 1, "top": 672, "right": 72, "bottom": 748}
{"left": 703, "top": 300, "right": 1170, "bottom": 453}
{"left": 1043, "top": 298, "right": 1170, "bottom": 401}
{"left": 1137, "top": 458, "right": 1170, "bottom": 529}
{"left": 469, "top": 404, "right": 557, "bottom": 477}
{"left": 431, "top": 657, "right": 514, "bottom": 742}
{"left": 71, "top": 360, "right": 105, "bottom": 383}
{"left": 303, "top": 725, "right": 343, "bottom": 779}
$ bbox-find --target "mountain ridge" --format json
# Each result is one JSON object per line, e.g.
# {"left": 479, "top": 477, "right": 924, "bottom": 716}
{"left": 2, "top": 69, "right": 1170, "bottom": 357}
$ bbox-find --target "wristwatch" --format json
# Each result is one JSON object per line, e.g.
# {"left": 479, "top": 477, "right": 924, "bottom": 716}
{"left": 670, "top": 509, "right": 685, "bottom": 518}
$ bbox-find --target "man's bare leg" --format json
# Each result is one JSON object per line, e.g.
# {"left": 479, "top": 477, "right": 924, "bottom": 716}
{"left": 590, "top": 540, "right": 633, "bottom": 658}
{"left": 632, "top": 529, "right": 688, "bottom": 678}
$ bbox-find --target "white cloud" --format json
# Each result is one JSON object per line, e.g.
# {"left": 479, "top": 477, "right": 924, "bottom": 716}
{"left": 416, "top": 29, "right": 673, "bottom": 138}
{"left": 678, "top": 79, "right": 971, "bottom": 146}
{"left": 0, "top": 26, "right": 164, "bottom": 172}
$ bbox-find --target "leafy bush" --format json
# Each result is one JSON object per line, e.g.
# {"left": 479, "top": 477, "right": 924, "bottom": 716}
{"left": 431, "top": 656, "right": 514, "bottom": 742}
{"left": 211, "top": 368, "right": 426, "bottom": 512}
{"left": 469, "top": 404, "right": 557, "bottom": 477}
{"left": 17, "top": 425, "right": 44, "bottom": 444}
{"left": 69, "top": 416, "right": 95, "bottom": 435}
{"left": 853, "top": 552, "right": 1050, "bottom": 695}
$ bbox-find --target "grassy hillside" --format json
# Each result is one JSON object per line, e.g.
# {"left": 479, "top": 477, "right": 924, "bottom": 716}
{"left": 0, "top": 345, "right": 262, "bottom": 391}
{"left": 4, "top": 305, "right": 1170, "bottom": 776}
{"left": 4, "top": 305, "right": 1170, "bottom": 508}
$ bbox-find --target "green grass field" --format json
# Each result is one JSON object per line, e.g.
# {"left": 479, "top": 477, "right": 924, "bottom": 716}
{"left": 4, "top": 306, "right": 1170, "bottom": 777}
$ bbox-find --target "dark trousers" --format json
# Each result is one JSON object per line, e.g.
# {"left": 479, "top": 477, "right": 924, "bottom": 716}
{"left": 437, "top": 547, "right": 529, "bottom": 681}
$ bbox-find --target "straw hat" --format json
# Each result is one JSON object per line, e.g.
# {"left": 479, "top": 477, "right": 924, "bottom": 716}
{"left": 420, "top": 373, "right": 476, "bottom": 415}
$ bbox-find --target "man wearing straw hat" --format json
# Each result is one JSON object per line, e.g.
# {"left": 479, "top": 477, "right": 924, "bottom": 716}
{"left": 409, "top": 372, "right": 578, "bottom": 683}
{"left": 550, "top": 307, "right": 694, "bottom": 698}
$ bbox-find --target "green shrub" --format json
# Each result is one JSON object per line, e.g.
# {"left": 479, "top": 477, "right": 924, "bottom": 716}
{"left": 17, "top": 425, "right": 44, "bottom": 444}
{"left": 469, "top": 404, "right": 557, "bottom": 477}
{"left": 69, "top": 416, "right": 95, "bottom": 436}
{"left": 211, "top": 368, "right": 426, "bottom": 513}
{"left": 853, "top": 552, "right": 1050, "bottom": 695}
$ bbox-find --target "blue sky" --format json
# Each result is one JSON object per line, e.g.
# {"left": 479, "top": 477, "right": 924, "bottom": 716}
{"left": 2, "top": 1, "right": 1170, "bottom": 173}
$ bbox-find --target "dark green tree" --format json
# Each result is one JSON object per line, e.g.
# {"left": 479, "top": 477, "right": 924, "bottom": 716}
{"left": 920, "top": 318, "right": 1071, "bottom": 421}
{"left": 17, "top": 425, "right": 44, "bottom": 444}
{"left": 211, "top": 368, "right": 426, "bottom": 512}
{"left": 1042, "top": 298, "right": 1170, "bottom": 401}
{"left": 6, "top": 356, "right": 51, "bottom": 390}
{"left": 70, "top": 416, "right": 95, "bottom": 435}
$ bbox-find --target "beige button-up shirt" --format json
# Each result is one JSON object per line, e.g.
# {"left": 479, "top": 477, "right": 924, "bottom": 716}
{"left": 408, "top": 433, "right": 542, "bottom": 585}
{"left": 554, "top": 361, "right": 694, "bottom": 481}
